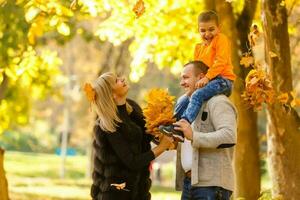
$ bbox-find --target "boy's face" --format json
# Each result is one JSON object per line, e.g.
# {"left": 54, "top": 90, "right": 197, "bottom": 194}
{"left": 198, "top": 20, "right": 219, "bottom": 44}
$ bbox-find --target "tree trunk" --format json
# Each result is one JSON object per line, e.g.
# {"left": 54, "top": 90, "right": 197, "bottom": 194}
{"left": 0, "top": 148, "right": 9, "bottom": 200}
{"left": 262, "top": 0, "right": 300, "bottom": 198}
{"left": 215, "top": 1, "right": 261, "bottom": 199}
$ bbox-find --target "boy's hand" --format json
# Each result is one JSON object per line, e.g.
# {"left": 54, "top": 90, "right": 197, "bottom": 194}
{"left": 196, "top": 76, "right": 209, "bottom": 88}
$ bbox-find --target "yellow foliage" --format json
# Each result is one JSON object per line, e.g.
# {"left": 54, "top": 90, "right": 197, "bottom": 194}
{"left": 242, "top": 69, "right": 274, "bottom": 110}
{"left": 277, "top": 92, "right": 289, "bottom": 105}
{"left": 290, "top": 91, "right": 300, "bottom": 108}
{"left": 143, "top": 88, "right": 175, "bottom": 136}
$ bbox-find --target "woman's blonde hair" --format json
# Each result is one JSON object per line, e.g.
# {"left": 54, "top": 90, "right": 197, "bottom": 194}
{"left": 91, "top": 72, "right": 122, "bottom": 133}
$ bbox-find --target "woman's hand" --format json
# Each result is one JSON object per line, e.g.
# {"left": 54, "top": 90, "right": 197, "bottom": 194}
{"left": 158, "top": 135, "right": 174, "bottom": 150}
{"left": 152, "top": 135, "right": 174, "bottom": 157}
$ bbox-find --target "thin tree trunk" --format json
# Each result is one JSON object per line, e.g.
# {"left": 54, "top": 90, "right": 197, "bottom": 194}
{"left": 215, "top": 1, "right": 261, "bottom": 199}
{"left": 262, "top": 0, "right": 300, "bottom": 198}
{"left": 0, "top": 148, "right": 9, "bottom": 200}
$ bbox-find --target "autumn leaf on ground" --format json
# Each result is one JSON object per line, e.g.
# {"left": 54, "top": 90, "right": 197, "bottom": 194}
{"left": 240, "top": 55, "right": 254, "bottom": 68}
{"left": 132, "top": 0, "right": 145, "bottom": 18}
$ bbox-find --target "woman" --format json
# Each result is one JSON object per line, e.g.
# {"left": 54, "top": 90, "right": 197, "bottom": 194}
{"left": 86, "top": 72, "right": 173, "bottom": 200}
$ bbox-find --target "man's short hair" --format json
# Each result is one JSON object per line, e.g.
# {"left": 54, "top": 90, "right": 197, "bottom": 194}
{"left": 184, "top": 60, "right": 209, "bottom": 76}
{"left": 198, "top": 10, "right": 219, "bottom": 25}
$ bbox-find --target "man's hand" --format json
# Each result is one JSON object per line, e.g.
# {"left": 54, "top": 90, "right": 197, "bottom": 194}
{"left": 195, "top": 76, "right": 209, "bottom": 88}
{"left": 173, "top": 119, "right": 193, "bottom": 140}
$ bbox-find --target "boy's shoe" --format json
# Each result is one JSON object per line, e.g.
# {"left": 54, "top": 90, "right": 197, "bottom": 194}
{"left": 158, "top": 124, "right": 184, "bottom": 142}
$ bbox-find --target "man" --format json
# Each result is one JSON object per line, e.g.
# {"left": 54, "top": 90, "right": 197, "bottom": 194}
{"left": 173, "top": 60, "right": 237, "bottom": 200}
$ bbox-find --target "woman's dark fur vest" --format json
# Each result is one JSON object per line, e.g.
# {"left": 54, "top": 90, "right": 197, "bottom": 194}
{"left": 91, "top": 99, "right": 152, "bottom": 200}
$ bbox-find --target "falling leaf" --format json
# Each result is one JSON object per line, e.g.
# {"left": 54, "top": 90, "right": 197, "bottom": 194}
{"left": 132, "top": 0, "right": 145, "bottom": 18}
{"left": 240, "top": 55, "right": 254, "bottom": 68}
{"left": 269, "top": 51, "right": 278, "bottom": 58}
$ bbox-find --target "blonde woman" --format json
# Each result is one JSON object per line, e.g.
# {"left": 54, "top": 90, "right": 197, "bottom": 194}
{"left": 85, "top": 72, "right": 173, "bottom": 200}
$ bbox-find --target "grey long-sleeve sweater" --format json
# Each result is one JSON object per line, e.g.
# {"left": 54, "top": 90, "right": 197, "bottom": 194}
{"left": 175, "top": 95, "right": 237, "bottom": 192}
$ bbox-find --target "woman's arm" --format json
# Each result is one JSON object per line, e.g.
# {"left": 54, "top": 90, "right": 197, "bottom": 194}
{"left": 105, "top": 129, "right": 172, "bottom": 171}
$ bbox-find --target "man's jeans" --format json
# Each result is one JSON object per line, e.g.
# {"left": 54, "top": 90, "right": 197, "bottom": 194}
{"left": 181, "top": 177, "right": 232, "bottom": 200}
{"left": 175, "top": 76, "right": 232, "bottom": 123}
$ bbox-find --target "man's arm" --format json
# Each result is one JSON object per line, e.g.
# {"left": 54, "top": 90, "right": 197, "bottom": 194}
{"left": 192, "top": 97, "right": 237, "bottom": 149}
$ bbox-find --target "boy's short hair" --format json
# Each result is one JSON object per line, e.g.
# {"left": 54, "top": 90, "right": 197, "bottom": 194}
{"left": 184, "top": 60, "right": 209, "bottom": 75}
{"left": 198, "top": 10, "right": 219, "bottom": 25}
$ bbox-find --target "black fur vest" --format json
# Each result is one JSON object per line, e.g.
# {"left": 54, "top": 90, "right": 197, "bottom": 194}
{"left": 91, "top": 99, "right": 153, "bottom": 200}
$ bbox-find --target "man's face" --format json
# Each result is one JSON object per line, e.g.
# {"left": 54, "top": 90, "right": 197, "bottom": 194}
{"left": 198, "top": 20, "right": 219, "bottom": 44}
{"left": 180, "top": 65, "right": 200, "bottom": 96}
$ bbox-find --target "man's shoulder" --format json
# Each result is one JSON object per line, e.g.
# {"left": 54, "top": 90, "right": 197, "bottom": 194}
{"left": 206, "top": 95, "right": 235, "bottom": 108}
{"left": 208, "top": 94, "right": 230, "bottom": 102}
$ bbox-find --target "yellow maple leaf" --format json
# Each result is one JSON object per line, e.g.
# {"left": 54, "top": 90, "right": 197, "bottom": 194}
{"left": 240, "top": 55, "right": 254, "bottom": 68}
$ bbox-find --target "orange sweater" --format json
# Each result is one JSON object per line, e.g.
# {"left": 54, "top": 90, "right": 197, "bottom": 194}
{"left": 194, "top": 33, "right": 236, "bottom": 81}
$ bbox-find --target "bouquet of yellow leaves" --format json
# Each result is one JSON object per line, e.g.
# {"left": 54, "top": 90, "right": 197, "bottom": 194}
{"left": 143, "top": 89, "right": 177, "bottom": 149}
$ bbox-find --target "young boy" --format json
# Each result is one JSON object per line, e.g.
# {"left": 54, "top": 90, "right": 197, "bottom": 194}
{"left": 159, "top": 10, "right": 236, "bottom": 142}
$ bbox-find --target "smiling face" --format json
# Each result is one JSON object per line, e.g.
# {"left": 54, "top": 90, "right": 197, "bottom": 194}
{"left": 112, "top": 76, "right": 129, "bottom": 98}
{"left": 180, "top": 64, "right": 204, "bottom": 96}
{"left": 198, "top": 20, "right": 219, "bottom": 44}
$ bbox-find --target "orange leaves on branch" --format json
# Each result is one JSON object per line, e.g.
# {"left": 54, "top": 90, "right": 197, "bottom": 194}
{"left": 242, "top": 69, "right": 274, "bottom": 110}
{"left": 143, "top": 88, "right": 175, "bottom": 136}
{"left": 240, "top": 53, "right": 254, "bottom": 68}
{"left": 277, "top": 91, "right": 300, "bottom": 108}
{"left": 277, "top": 93, "right": 289, "bottom": 104}
{"left": 291, "top": 91, "right": 300, "bottom": 108}
{"left": 132, "top": 0, "right": 145, "bottom": 18}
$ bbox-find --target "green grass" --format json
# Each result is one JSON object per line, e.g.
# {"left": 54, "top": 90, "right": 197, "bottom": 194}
{"left": 4, "top": 151, "right": 181, "bottom": 200}
{"left": 4, "top": 151, "right": 270, "bottom": 200}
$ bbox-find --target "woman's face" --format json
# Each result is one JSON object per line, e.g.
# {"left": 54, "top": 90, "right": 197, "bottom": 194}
{"left": 112, "top": 76, "right": 129, "bottom": 98}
